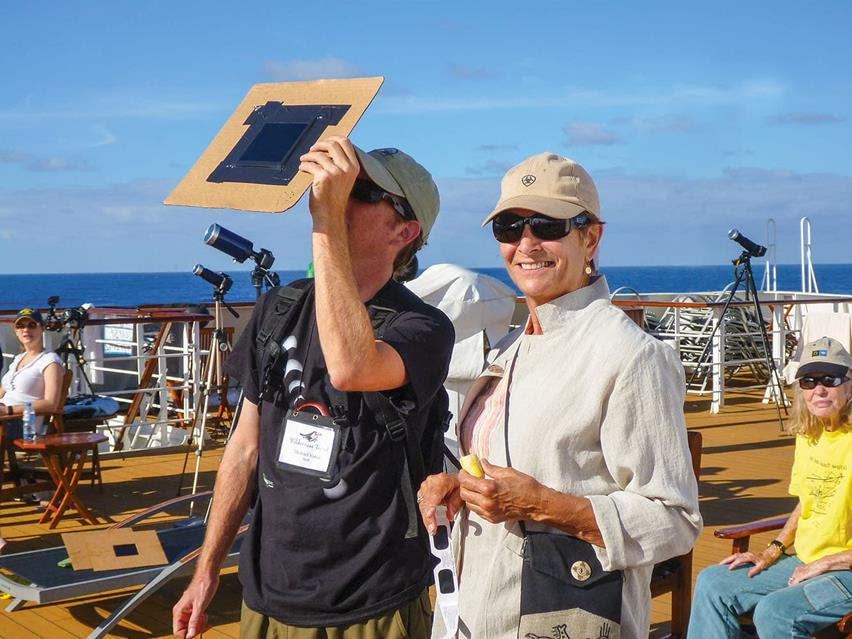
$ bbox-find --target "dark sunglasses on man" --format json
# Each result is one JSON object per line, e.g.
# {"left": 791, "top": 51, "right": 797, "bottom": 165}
{"left": 350, "top": 178, "right": 415, "bottom": 221}
{"left": 798, "top": 374, "right": 849, "bottom": 390}
{"left": 491, "top": 211, "right": 600, "bottom": 244}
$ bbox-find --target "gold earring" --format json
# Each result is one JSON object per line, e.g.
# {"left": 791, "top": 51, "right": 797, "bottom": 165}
{"left": 584, "top": 263, "right": 593, "bottom": 275}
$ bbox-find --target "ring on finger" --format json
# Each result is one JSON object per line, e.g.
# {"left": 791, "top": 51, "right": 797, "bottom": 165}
{"left": 416, "top": 494, "right": 424, "bottom": 504}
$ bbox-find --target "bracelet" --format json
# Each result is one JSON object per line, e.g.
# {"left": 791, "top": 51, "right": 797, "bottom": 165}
{"left": 768, "top": 539, "right": 787, "bottom": 554}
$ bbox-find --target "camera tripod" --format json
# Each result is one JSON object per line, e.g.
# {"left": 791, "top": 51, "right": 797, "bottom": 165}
{"left": 687, "top": 251, "right": 787, "bottom": 430}
{"left": 54, "top": 326, "right": 94, "bottom": 395}
{"left": 177, "top": 284, "right": 238, "bottom": 505}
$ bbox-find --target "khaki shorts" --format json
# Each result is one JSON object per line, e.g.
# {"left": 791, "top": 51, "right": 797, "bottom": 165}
{"left": 239, "top": 590, "right": 432, "bottom": 639}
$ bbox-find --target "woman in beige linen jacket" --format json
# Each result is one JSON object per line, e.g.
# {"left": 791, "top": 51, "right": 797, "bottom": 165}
{"left": 419, "top": 153, "right": 702, "bottom": 639}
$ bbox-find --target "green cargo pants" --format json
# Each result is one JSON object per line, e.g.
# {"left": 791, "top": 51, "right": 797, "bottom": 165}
{"left": 239, "top": 590, "right": 432, "bottom": 639}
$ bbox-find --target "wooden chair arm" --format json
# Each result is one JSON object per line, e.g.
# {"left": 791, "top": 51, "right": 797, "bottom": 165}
{"left": 838, "top": 613, "right": 852, "bottom": 634}
{"left": 715, "top": 516, "right": 789, "bottom": 553}
{"left": 714, "top": 516, "right": 789, "bottom": 541}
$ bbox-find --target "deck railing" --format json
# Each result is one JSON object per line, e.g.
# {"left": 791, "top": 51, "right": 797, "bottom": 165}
{"left": 609, "top": 291, "right": 852, "bottom": 413}
{"left": 0, "top": 308, "right": 214, "bottom": 453}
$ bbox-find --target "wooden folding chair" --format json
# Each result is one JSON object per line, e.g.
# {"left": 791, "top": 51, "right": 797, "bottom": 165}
{"left": 650, "top": 429, "right": 703, "bottom": 638}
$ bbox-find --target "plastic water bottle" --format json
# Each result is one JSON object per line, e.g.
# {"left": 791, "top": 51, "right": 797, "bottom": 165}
{"left": 22, "top": 402, "right": 36, "bottom": 442}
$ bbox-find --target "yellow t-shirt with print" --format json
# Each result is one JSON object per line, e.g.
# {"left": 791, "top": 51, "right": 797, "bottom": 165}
{"left": 788, "top": 427, "right": 852, "bottom": 564}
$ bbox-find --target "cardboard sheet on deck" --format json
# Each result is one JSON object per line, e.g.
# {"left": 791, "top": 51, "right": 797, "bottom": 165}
{"left": 164, "top": 77, "right": 384, "bottom": 213}
{"left": 62, "top": 528, "right": 168, "bottom": 571}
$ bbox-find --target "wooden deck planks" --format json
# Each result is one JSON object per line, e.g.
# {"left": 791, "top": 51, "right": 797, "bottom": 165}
{"left": 0, "top": 388, "right": 801, "bottom": 638}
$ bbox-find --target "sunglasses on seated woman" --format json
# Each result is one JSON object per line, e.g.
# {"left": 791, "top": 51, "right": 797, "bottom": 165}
{"left": 350, "top": 178, "right": 415, "bottom": 221}
{"left": 491, "top": 211, "right": 596, "bottom": 243}
{"left": 798, "top": 374, "right": 849, "bottom": 389}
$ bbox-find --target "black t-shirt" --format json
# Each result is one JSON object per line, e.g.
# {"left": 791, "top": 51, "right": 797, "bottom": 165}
{"left": 225, "top": 279, "right": 454, "bottom": 626}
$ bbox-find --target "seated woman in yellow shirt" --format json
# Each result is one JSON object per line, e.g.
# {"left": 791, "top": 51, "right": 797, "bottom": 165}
{"left": 688, "top": 336, "right": 852, "bottom": 639}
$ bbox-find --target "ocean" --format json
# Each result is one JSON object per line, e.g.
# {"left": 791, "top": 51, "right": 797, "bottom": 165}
{"left": 1, "top": 263, "right": 851, "bottom": 309}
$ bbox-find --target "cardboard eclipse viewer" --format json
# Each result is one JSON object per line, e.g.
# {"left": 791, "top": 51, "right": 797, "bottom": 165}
{"left": 165, "top": 77, "right": 383, "bottom": 213}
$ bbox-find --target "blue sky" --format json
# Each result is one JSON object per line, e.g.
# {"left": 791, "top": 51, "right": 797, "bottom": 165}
{"left": 1, "top": 1, "right": 850, "bottom": 274}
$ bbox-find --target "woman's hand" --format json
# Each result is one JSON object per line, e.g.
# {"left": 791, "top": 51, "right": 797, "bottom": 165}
{"left": 788, "top": 550, "right": 852, "bottom": 586}
{"left": 458, "top": 458, "right": 544, "bottom": 524}
{"left": 788, "top": 558, "right": 829, "bottom": 586}
{"left": 720, "top": 545, "right": 783, "bottom": 577}
{"left": 418, "top": 472, "right": 463, "bottom": 535}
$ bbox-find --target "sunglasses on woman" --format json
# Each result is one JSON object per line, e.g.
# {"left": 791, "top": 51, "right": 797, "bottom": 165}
{"left": 798, "top": 374, "right": 848, "bottom": 389}
{"left": 350, "top": 179, "right": 415, "bottom": 221}
{"left": 491, "top": 211, "right": 593, "bottom": 243}
{"left": 15, "top": 322, "right": 40, "bottom": 330}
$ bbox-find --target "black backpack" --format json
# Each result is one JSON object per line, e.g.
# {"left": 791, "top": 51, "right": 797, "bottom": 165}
{"left": 253, "top": 279, "right": 455, "bottom": 537}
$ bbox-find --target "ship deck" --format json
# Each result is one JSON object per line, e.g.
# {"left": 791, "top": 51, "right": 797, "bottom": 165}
{"left": 0, "top": 385, "right": 798, "bottom": 638}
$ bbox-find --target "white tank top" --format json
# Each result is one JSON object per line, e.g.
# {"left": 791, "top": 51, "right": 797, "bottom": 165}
{"left": 1, "top": 351, "right": 63, "bottom": 429}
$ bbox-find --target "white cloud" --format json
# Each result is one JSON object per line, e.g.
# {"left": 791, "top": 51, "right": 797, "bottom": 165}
{"left": 1, "top": 164, "right": 849, "bottom": 273}
{"left": 0, "top": 179, "right": 315, "bottom": 273}
{"left": 0, "top": 93, "right": 226, "bottom": 121}
{"left": 768, "top": 112, "right": 846, "bottom": 125}
{"left": 372, "top": 80, "right": 786, "bottom": 115}
{"left": 264, "top": 56, "right": 366, "bottom": 81}
{"left": 465, "top": 159, "right": 515, "bottom": 176}
{"left": 632, "top": 114, "right": 696, "bottom": 133}
{"left": 89, "top": 125, "right": 117, "bottom": 148}
{"left": 446, "top": 64, "right": 494, "bottom": 81}
{"left": 0, "top": 148, "right": 94, "bottom": 172}
{"left": 475, "top": 144, "right": 519, "bottom": 152}
{"left": 428, "top": 167, "right": 852, "bottom": 267}
{"left": 564, "top": 121, "right": 622, "bottom": 146}
{"left": 593, "top": 167, "right": 852, "bottom": 265}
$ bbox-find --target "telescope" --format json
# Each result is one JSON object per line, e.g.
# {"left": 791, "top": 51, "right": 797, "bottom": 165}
{"left": 728, "top": 229, "right": 767, "bottom": 258}
{"left": 203, "top": 223, "right": 280, "bottom": 298}
{"left": 204, "top": 224, "right": 276, "bottom": 271}
{"left": 192, "top": 264, "right": 233, "bottom": 294}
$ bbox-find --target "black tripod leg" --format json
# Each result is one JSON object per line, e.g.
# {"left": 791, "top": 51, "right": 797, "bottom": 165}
{"left": 743, "top": 262, "right": 788, "bottom": 429}
{"left": 686, "top": 259, "right": 750, "bottom": 393}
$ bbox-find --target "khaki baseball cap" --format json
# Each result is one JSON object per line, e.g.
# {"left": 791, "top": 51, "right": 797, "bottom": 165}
{"left": 796, "top": 336, "right": 852, "bottom": 379}
{"left": 482, "top": 152, "right": 600, "bottom": 226}
{"left": 354, "top": 146, "right": 440, "bottom": 241}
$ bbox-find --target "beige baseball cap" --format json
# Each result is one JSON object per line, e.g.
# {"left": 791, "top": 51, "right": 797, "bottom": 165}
{"left": 482, "top": 152, "right": 600, "bottom": 226}
{"left": 354, "top": 146, "right": 440, "bottom": 241}
{"left": 796, "top": 336, "right": 852, "bottom": 379}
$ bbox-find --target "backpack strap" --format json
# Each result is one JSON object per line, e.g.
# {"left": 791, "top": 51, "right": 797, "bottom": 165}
{"left": 255, "top": 280, "right": 313, "bottom": 408}
{"left": 362, "top": 300, "right": 424, "bottom": 539}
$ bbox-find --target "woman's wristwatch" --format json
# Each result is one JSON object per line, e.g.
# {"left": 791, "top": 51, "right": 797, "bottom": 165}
{"left": 768, "top": 539, "right": 787, "bottom": 554}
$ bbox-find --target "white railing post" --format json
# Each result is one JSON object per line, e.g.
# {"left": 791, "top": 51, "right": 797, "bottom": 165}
{"left": 763, "top": 298, "right": 788, "bottom": 405}
{"left": 711, "top": 307, "right": 725, "bottom": 414}
{"left": 800, "top": 217, "right": 819, "bottom": 294}
{"left": 674, "top": 306, "right": 682, "bottom": 357}
{"left": 762, "top": 218, "right": 777, "bottom": 292}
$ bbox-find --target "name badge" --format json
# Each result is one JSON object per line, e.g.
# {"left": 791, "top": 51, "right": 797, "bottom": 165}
{"left": 276, "top": 409, "right": 342, "bottom": 480}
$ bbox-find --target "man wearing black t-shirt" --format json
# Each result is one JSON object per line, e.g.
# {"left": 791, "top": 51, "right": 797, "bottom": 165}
{"left": 173, "top": 137, "right": 454, "bottom": 639}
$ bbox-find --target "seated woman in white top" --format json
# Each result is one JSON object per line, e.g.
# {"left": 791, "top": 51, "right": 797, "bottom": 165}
{"left": 0, "top": 309, "right": 63, "bottom": 550}
{"left": 0, "top": 309, "right": 64, "bottom": 437}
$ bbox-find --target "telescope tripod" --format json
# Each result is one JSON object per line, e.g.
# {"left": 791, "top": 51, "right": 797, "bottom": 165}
{"left": 55, "top": 327, "right": 94, "bottom": 394}
{"left": 177, "top": 292, "right": 237, "bottom": 506}
{"left": 688, "top": 251, "right": 788, "bottom": 430}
